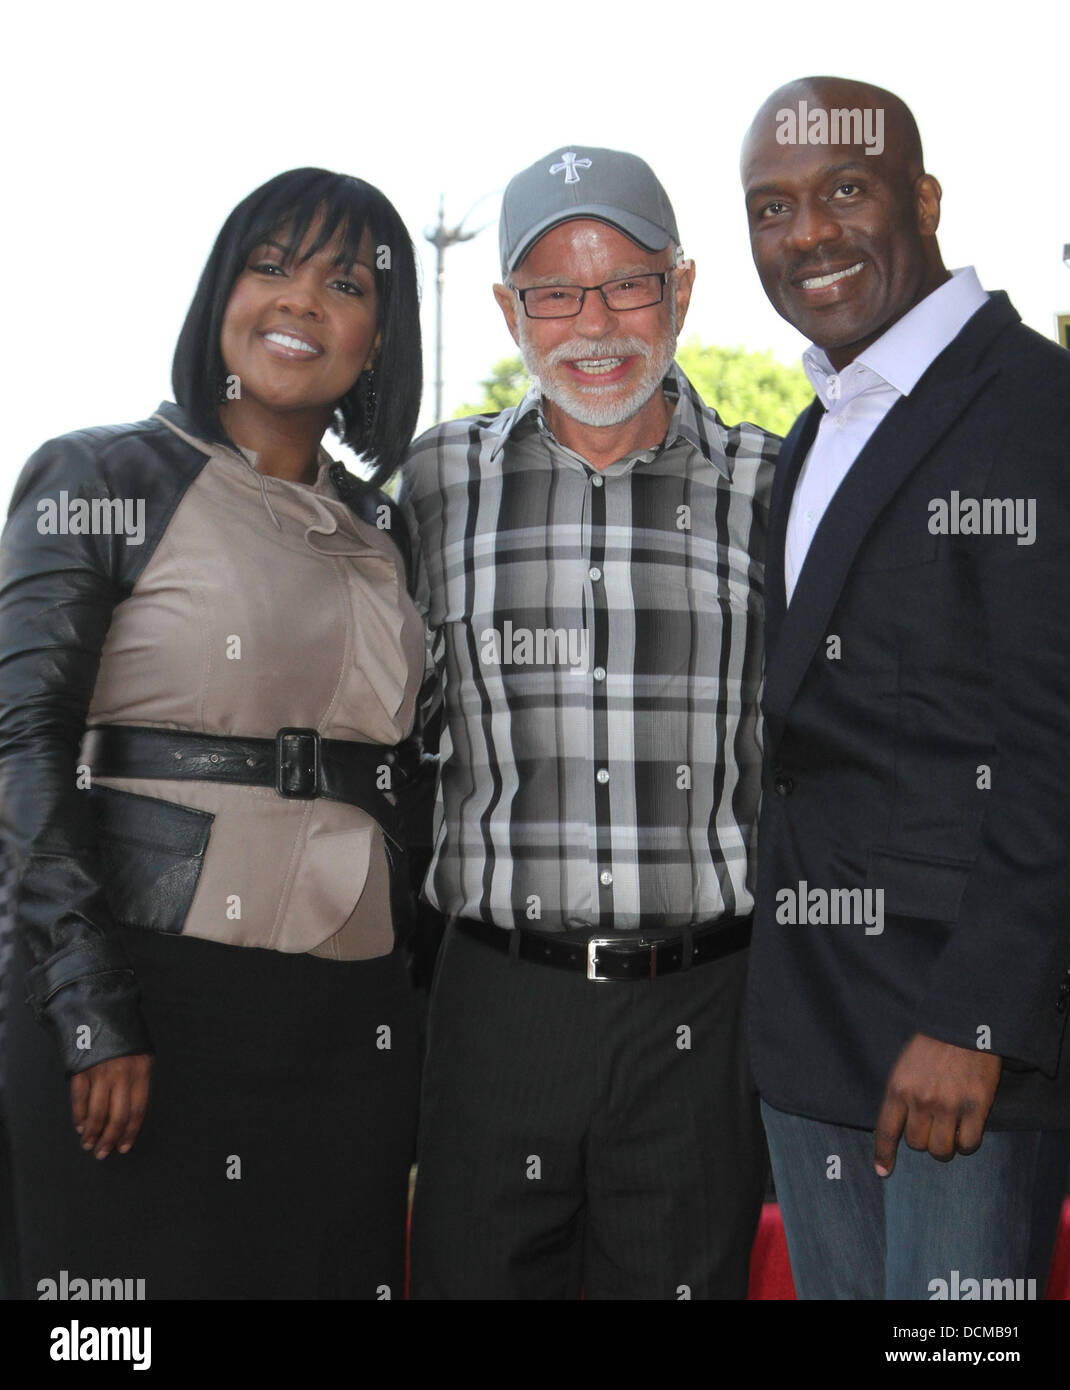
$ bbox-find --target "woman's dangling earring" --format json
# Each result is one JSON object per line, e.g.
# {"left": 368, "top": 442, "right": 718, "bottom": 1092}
{"left": 361, "top": 366, "right": 377, "bottom": 432}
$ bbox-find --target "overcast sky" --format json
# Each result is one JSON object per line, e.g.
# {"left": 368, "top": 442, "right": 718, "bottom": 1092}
{"left": 3, "top": 0, "right": 1067, "bottom": 503}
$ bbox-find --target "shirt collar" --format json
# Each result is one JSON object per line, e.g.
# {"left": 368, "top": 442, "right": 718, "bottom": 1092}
{"left": 488, "top": 362, "right": 732, "bottom": 479}
{"left": 486, "top": 383, "right": 542, "bottom": 457}
{"left": 802, "top": 266, "right": 989, "bottom": 405}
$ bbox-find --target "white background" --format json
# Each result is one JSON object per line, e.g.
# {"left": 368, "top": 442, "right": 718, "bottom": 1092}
{"left": 2, "top": 0, "right": 1067, "bottom": 500}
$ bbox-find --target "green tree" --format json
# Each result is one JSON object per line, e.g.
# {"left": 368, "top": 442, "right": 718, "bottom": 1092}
{"left": 674, "top": 339, "right": 812, "bottom": 436}
{"left": 452, "top": 341, "right": 811, "bottom": 436}
{"left": 452, "top": 357, "right": 531, "bottom": 419}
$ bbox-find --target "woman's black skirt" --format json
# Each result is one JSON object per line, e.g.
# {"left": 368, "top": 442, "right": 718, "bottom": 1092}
{"left": 4, "top": 925, "right": 419, "bottom": 1300}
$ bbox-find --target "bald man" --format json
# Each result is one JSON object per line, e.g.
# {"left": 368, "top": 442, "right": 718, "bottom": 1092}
{"left": 741, "top": 76, "right": 1070, "bottom": 1299}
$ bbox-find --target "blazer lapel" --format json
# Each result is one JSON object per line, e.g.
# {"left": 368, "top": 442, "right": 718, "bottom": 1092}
{"left": 765, "top": 398, "right": 822, "bottom": 658}
{"left": 762, "top": 294, "right": 1017, "bottom": 742}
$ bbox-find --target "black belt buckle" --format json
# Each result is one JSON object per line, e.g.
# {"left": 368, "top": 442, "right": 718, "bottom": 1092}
{"left": 275, "top": 727, "right": 321, "bottom": 799}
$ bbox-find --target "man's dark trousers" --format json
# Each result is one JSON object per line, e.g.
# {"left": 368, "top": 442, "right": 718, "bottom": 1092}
{"left": 411, "top": 922, "right": 766, "bottom": 1299}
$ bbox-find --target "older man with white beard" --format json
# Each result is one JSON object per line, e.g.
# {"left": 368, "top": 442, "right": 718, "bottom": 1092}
{"left": 400, "top": 147, "right": 779, "bottom": 1300}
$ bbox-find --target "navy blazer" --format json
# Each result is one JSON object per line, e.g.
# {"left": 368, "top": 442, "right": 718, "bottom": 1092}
{"left": 749, "top": 293, "right": 1070, "bottom": 1129}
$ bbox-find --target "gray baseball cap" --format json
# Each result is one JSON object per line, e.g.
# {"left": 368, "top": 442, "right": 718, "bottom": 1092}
{"left": 499, "top": 145, "right": 680, "bottom": 273}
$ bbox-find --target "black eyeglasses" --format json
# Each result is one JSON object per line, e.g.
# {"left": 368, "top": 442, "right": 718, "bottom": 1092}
{"left": 514, "top": 271, "right": 669, "bottom": 319}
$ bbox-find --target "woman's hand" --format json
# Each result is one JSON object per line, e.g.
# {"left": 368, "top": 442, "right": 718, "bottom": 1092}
{"left": 70, "top": 1054, "right": 153, "bottom": 1159}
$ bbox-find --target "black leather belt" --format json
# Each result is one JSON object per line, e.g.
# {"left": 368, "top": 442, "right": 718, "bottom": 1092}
{"left": 454, "top": 915, "right": 752, "bottom": 981}
{"left": 82, "top": 724, "right": 405, "bottom": 845}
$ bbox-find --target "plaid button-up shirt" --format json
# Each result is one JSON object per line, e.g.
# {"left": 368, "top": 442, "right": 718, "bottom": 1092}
{"left": 399, "top": 365, "right": 778, "bottom": 932}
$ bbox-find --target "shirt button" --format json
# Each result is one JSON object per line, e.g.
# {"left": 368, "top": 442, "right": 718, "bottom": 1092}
{"left": 591, "top": 474, "right": 604, "bottom": 487}
{"left": 805, "top": 509, "right": 815, "bottom": 524}
{"left": 599, "top": 870, "right": 614, "bottom": 886}
{"left": 596, "top": 768, "right": 609, "bottom": 784}
{"left": 593, "top": 666, "right": 607, "bottom": 681}
{"left": 827, "top": 377, "right": 841, "bottom": 400}
{"left": 588, "top": 566, "right": 602, "bottom": 582}
{"left": 833, "top": 415, "right": 847, "bottom": 428}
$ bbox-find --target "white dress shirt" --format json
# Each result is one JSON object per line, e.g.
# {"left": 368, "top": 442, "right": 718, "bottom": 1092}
{"left": 784, "top": 267, "right": 990, "bottom": 603}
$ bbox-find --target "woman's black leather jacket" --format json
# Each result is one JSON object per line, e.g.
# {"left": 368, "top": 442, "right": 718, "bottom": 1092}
{"left": 0, "top": 404, "right": 411, "bottom": 1074}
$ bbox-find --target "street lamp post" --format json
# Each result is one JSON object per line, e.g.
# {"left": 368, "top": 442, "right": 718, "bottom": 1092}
{"left": 425, "top": 196, "right": 481, "bottom": 425}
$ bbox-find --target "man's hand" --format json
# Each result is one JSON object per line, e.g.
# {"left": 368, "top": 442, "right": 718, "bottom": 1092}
{"left": 70, "top": 1054, "right": 153, "bottom": 1160}
{"left": 874, "top": 1033, "right": 1001, "bottom": 1176}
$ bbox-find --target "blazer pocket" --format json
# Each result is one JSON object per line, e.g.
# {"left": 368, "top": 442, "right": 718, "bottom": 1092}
{"left": 865, "top": 848, "right": 971, "bottom": 923}
{"left": 89, "top": 785, "right": 214, "bottom": 935}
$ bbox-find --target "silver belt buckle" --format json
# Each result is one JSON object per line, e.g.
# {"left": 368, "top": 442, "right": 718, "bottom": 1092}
{"left": 586, "top": 937, "right": 618, "bottom": 982}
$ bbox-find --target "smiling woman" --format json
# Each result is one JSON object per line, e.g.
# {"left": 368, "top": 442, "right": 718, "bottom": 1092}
{"left": 218, "top": 228, "right": 383, "bottom": 457}
{"left": 0, "top": 168, "right": 426, "bottom": 1300}
{"left": 174, "top": 168, "right": 420, "bottom": 485}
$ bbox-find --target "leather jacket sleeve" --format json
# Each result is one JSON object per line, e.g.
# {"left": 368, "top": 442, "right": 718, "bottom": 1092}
{"left": 0, "top": 412, "right": 206, "bottom": 1073}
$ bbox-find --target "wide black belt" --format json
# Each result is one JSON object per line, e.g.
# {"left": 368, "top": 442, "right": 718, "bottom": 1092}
{"left": 454, "top": 914, "right": 752, "bottom": 981}
{"left": 82, "top": 724, "right": 405, "bottom": 845}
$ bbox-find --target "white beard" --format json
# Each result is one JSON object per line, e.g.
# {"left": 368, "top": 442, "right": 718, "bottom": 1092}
{"left": 517, "top": 297, "right": 678, "bottom": 429}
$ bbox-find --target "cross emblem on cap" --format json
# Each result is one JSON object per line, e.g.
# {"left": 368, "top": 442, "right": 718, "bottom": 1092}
{"left": 549, "top": 152, "right": 592, "bottom": 184}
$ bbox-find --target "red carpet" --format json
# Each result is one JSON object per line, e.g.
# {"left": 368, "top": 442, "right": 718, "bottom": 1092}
{"left": 747, "top": 1197, "right": 1070, "bottom": 1299}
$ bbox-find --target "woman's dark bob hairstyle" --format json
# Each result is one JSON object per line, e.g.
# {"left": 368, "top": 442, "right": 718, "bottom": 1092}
{"left": 173, "top": 168, "right": 422, "bottom": 487}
